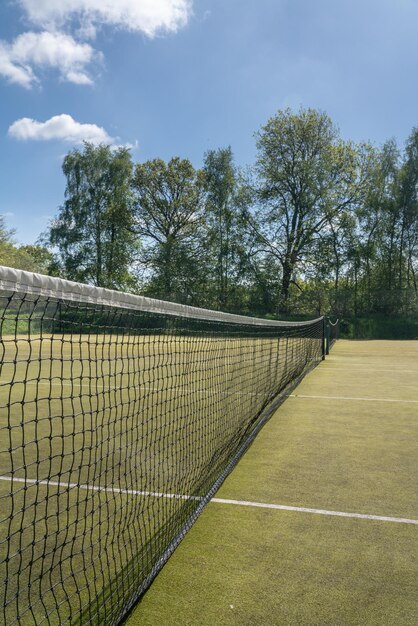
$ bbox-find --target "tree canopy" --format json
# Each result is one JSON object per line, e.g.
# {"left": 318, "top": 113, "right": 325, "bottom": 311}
{"left": 132, "top": 157, "right": 205, "bottom": 302}
{"left": 13, "top": 107, "right": 416, "bottom": 321}
{"left": 48, "top": 143, "right": 136, "bottom": 290}
{"left": 0, "top": 217, "right": 54, "bottom": 273}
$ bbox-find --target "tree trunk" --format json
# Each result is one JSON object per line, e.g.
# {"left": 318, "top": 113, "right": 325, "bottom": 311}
{"left": 163, "top": 239, "right": 173, "bottom": 299}
{"left": 353, "top": 256, "right": 358, "bottom": 317}
{"left": 279, "top": 259, "right": 292, "bottom": 314}
{"left": 398, "top": 217, "right": 405, "bottom": 291}
{"left": 387, "top": 214, "right": 397, "bottom": 291}
{"left": 332, "top": 237, "right": 340, "bottom": 311}
{"left": 95, "top": 202, "right": 102, "bottom": 287}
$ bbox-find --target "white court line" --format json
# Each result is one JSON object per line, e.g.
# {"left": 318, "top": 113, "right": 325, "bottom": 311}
{"left": 320, "top": 368, "right": 418, "bottom": 373}
{"left": 323, "top": 362, "right": 418, "bottom": 368}
{"left": 1, "top": 475, "right": 417, "bottom": 526}
{"left": 0, "top": 380, "right": 267, "bottom": 396}
{"left": 210, "top": 498, "right": 418, "bottom": 525}
{"left": 0, "top": 475, "right": 201, "bottom": 502}
{"left": 288, "top": 394, "right": 418, "bottom": 404}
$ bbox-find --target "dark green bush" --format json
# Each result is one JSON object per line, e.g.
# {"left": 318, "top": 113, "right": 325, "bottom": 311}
{"left": 339, "top": 317, "right": 418, "bottom": 340}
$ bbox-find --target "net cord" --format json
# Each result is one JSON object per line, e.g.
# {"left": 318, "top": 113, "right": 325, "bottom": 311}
{"left": 0, "top": 265, "right": 323, "bottom": 328}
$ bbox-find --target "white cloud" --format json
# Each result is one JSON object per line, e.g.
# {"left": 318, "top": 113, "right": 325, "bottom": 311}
{"left": 1, "top": 1, "right": 191, "bottom": 88}
{"left": 18, "top": 0, "right": 192, "bottom": 38}
{"left": 0, "top": 48, "right": 34, "bottom": 88}
{"left": 8, "top": 114, "right": 113, "bottom": 144}
{"left": 0, "top": 31, "right": 97, "bottom": 88}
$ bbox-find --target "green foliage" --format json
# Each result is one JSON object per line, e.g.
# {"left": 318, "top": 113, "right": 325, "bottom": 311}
{"left": 339, "top": 317, "right": 418, "bottom": 339}
{"left": 3, "top": 108, "right": 418, "bottom": 334}
{"left": 0, "top": 217, "right": 58, "bottom": 273}
{"left": 202, "top": 147, "right": 248, "bottom": 310}
{"left": 249, "top": 107, "right": 369, "bottom": 312}
{"left": 47, "top": 142, "right": 137, "bottom": 289}
{"left": 20, "top": 245, "right": 61, "bottom": 275}
{"left": 133, "top": 157, "right": 206, "bottom": 303}
{"left": 0, "top": 242, "right": 38, "bottom": 272}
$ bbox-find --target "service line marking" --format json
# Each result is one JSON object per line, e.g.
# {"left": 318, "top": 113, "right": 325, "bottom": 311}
{"left": 323, "top": 362, "right": 418, "bottom": 368}
{"left": 288, "top": 394, "right": 418, "bottom": 404}
{"left": 210, "top": 497, "right": 418, "bottom": 525}
{"left": 1, "top": 475, "right": 417, "bottom": 526}
{"left": 321, "top": 361, "right": 418, "bottom": 374}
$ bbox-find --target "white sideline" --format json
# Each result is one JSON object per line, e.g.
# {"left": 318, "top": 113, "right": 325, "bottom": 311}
{"left": 1, "top": 475, "right": 417, "bottom": 526}
{"left": 288, "top": 394, "right": 418, "bottom": 404}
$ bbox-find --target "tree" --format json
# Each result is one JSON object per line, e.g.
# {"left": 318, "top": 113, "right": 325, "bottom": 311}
{"left": 353, "top": 141, "right": 400, "bottom": 313}
{"left": 0, "top": 216, "right": 14, "bottom": 246}
{"left": 398, "top": 129, "right": 418, "bottom": 303}
{"left": 132, "top": 157, "right": 205, "bottom": 303}
{"left": 248, "top": 108, "right": 368, "bottom": 313}
{"left": 202, "top": 147, "right": 247, "bottom": 310}
{"left": 47, "top": 143, "right": 136, "bottom": 289}
{"left": 20, "top": 245, "right": 60, "bottom": 276}
{"left": 0, "top": 216, "right": 44, "bottom": 272}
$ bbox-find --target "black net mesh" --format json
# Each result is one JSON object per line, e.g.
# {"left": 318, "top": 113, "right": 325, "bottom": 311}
{"left": 0, "top": 270, "right": 324, "bottom": 626}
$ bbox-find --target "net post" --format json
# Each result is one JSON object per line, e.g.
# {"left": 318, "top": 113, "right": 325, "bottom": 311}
{"left": 322, "top": 316, "right": 326, "bottom": 360}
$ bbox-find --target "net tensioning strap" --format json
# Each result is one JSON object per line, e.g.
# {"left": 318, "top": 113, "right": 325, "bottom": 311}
{"left": 0, "top": 266, "right": 325, "bottom": 626}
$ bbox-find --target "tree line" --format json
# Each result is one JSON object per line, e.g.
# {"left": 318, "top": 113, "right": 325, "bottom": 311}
{"left": 2, "top": 107, "right": 418, "bottom": 318}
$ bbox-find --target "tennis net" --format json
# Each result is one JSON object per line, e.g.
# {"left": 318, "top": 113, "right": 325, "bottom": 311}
{"left": 0, "top": 266, "right": 324, "bottom": 626}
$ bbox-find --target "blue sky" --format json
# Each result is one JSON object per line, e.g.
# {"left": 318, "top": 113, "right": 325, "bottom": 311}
{"left": 1, "top": 0, "right": 418, "bottom": 244}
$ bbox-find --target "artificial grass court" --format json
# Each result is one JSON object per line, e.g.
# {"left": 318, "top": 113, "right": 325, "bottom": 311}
{"left": 126, "top": 340, "right": 418, "bottom": 626}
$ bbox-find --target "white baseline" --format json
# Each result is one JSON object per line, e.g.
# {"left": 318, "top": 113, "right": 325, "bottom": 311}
{"left": 288, "top": 394, "right": 418, "bottom": 404}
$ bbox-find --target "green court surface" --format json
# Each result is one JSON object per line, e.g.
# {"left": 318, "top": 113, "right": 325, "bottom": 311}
{"left": 126, "top": 340, "right": 418, "bottom": 626}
